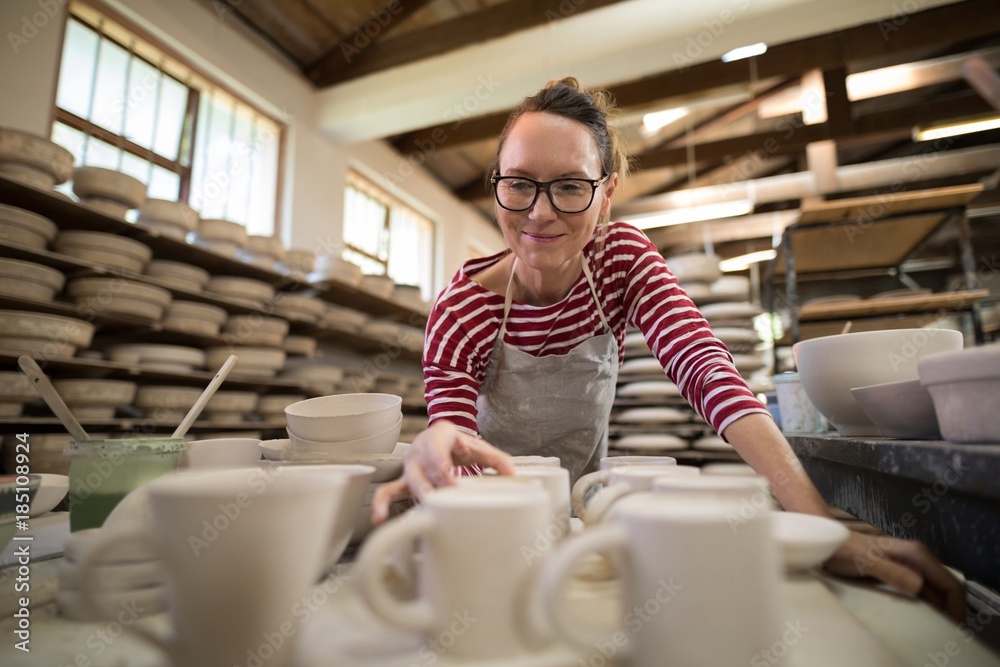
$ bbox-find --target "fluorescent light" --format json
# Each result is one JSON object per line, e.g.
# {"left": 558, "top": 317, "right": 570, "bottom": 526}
{"left": 642, "top": 107, "right": 689, "bottom": 134}
{"left": 722, "top": 42, "right": 767, "bottom": 63}
{"left": 628, "top": 200, "right": 754, "bottom": 230}
{"left": 913, "top": 114, "right": 1000, "bottom": 142}
{"left": 720, "top": 249, "right": 777, "bottom": 272}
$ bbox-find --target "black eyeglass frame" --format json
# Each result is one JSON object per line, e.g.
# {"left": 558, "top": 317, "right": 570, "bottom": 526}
{"left": 490, "top": 172, "right": 610, "bottom": 213}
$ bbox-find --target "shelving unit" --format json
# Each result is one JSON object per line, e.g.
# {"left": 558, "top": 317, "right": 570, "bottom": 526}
{"left": 764, "top": 184, "right": 989, "bottom": 345}
{"left": 0, "top": 175, "right": 428, "bottom": 451}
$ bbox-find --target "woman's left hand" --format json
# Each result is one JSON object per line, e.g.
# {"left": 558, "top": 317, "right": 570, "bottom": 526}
{"left": 823, "top": 531, "right": 967, "bottom": 622}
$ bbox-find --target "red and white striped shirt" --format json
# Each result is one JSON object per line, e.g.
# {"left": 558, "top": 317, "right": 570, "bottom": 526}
{"left": 423, "top": 221, "right": 768, "bottom": 439}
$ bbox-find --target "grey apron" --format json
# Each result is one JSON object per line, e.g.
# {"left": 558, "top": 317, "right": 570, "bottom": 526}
{"left": 477, "top": 255, "right": 620, "bottom": 484}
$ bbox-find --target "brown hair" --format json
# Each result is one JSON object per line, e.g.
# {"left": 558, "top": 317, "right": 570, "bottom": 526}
{"left": 488, "top": 77, "right": 630, "bottom": 225}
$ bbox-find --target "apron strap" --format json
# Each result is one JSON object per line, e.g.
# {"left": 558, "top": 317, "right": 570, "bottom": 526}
{"left": 500, "top": 254, "right": 610, "bottom": 337}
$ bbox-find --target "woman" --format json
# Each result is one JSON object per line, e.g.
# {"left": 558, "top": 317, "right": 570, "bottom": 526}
{"left": 374, "top": 78, "right": 966, "bottom": 621}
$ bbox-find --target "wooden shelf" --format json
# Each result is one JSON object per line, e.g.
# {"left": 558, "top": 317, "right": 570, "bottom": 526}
{"left": 796, "top": 183, "right": 984, "bottom": 225}
{"left": 798, "top": 289, "right": 989, "bottom": 321}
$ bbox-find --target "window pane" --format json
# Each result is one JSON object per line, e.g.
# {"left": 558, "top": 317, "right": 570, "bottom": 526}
{"left": 83, "top": 136, "right": 122, "bottom": 169}
{"left": 119, "top": 152, "right": 151, "bottom": 191}
{"left": 389, "top": 208, "right": 435, "bottom": 301}
{"left": 56, "top": 20, "right": 98, "bottom": 119}
{"left": 246, "top": 116, "right": 278, "bottom": 236}
{"left": 123, "top": 58, "right": 159, "bottom": 152}
{"left": 343, "top": 185, "right": 386, "bottom": 258}
{"left": 154, "top": 75, "right": 187, "bottom": 162}
{"left": 148, "top": 165, "right": 180, "bottom": 200}
{"left": 192, "top": 92, "right": 235, "bottom": 219}
{"left": 225, "top": 106, "right": 254, "bottom": 225}
{"left": 91, "top": 38, "right": 130, "bottom": 134}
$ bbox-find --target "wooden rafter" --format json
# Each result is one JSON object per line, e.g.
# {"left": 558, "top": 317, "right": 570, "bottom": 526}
{"left": 308, "top": 0, "right": 630, "bottom": 87}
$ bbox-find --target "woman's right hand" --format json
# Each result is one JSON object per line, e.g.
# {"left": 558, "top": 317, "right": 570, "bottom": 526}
{"left": 371, "top": 420, "right": 515, "bottom": 524}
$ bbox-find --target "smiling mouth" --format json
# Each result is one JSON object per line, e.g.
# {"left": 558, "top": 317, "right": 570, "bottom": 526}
{"left": 523, "top": 232, "right": 563, "bottom": 242}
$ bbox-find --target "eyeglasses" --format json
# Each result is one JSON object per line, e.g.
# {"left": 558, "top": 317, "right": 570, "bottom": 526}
{"left": 491, "top": 173, "right": 609, "bottom": 214}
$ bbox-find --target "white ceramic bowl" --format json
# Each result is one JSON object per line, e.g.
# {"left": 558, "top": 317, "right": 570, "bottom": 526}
{"left": 772, "top": 512, "right": 851, "bottom": 572}
{"left": 285, "top": 393, "right": 403, "bottom": 442}
{"left": 793, "top": 329, "right": 963, "bottom": 436}
{"left": 289, "top": 414, "right": 402, "bottom": 455}
{"left": 29, "top": 473, "right": 68, "bottom": 516}
{"left": 850, "top": 379, "right": 941, "bottom": 440}
{"left": 919, "top": 344, "right": 1000, "bottom": 443}
{"left": 181, "top": 438, "right": 262, "bottom": 469}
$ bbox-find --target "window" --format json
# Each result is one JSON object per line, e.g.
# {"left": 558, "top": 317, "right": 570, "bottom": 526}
{"left": 52, "top": 2, "right": 282, "bottom": 235}
{"left": 343, "top": 172, "right": 436, "bottom": 301}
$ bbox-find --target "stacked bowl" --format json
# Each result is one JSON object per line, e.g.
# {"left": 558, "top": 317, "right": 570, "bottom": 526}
{"left": 238, "top": 235, "right": 285, "bottom": 271}
{"left": 136, "top": 199, "right": 199, "bottom": 241}
{"left": 0, "top": 258, "right": 65, "bottom": 301}
{"left": 285, "top": 393, "right": 402, "bottom": 456}
{"left": 0, "top": 127, "right": 74, "bottom": 190}
{"left": 0, "top": 204, "right": 58, "bottom": 250}
{"left": 191, "top": 218, "right": 248, "bottom": 258}
{"left": 55, "top": 230, "right": 153, "bottom": 274}
{"left": 72, "top": 167, "right": 147, "bottom": 219}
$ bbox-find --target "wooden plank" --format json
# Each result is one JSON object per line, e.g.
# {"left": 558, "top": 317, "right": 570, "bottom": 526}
{"left": 308, "top": 0, "right": 630, "bottom": 86}
{"left": 799, "top": 289, "right": 989, "bottom": 321}
{"left": 774, "top": 213, "right": 949, "bottom": 274}
{"left": 214, "top": 0, "right": 340, "bottom": 64}
{"left": 797, "top": 183, "right": 985, "bottom": 224}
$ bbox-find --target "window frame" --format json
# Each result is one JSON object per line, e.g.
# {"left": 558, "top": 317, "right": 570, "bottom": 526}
{"left": 52, "top": 0, "right": 286, "bottom": 235}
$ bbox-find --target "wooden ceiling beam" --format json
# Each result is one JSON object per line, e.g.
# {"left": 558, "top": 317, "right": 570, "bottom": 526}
{"left": 308, "top": 0, "right": 629, "bottom": 87}
{"left": 392, "top": 0, "right": 1000, "bottom": 154}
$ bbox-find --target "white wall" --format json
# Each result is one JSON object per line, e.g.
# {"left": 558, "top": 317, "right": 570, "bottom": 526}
{"left": 0, "top": 0, "right": 504, "bottom": 291}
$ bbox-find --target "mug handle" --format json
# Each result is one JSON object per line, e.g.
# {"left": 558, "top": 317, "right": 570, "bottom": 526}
{"left": 354, "top": 510, "right": 436, "bottom": 631}
{"left": 582, "top": 482, "right": 633, "bottom": 525}
{"left": 537, "top": 522, "right": 631, "bottom": 655}
{"left": 76, "top": 527, "right": 172, "bottom": 658}
{"left": 570, "top": 469, "right": 609, "bottom": 518}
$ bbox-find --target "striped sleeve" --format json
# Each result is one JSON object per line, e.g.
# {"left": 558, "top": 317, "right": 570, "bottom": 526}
{"left": 608, "top": 223, "right": 770, "bottom": 436}
{"left": 422, "top": 267, "right": 503, "bottom": 436}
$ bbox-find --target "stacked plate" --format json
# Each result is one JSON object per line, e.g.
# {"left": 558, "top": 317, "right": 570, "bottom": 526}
{"left": 279, "top": 248, "right": 316, "bottom": 278}
{"left": 72, "top": 167, "right": 147, "bottom": 220}
{"left": 191, "top": 218, "right": 248, "bottom": 258}
{"left": 51, "top": 379, "right": 137, "bottom": 421}
{"left": 204, "top": 391, "right": 260, "bottom": 425}
{"left": 0, "top": 309, "right": 95, "bottom": 357}
{"left": 359, "top": 273, "right": 395, "bottom": 299}
{"left": 273, "top": 292, "right": 326, "bottom": 324}
{"left": 208, "top": 346, "right": 285, "bottom": 379}
{"left": 279, "top": 358, "right": 344, "bottom": 395}
{"left": 55, "top": 230, "right": 153, "bottom": 274}
{"left": 0, "top": 127, "right": 74, "bottom": 190}
{"left": 283, "top": 335, "right": 317, "bottom": 357}
{"left": 0, "top": 371, "right": 39, "bottom": 418}
{"left": 324, "top": 304, "right": 369, "bottom": 332}
{"left": 222, "top": 314, "right": 289, "bottom": 347}
{"left": 163, "top": 301, "right": 228, "bottom": 336}
{"left": 257, "top": 394, "right": 306, "bottom": 422}
{"left": 57, "top": 528, "right": 166, "bottom": 621}
{"left": 309, "top": 255, "right": 362, "bottom": 287}
{"left": 134, "top": 385, "right": 203, "bottom": 424}
{"left": 66, "top": 277, "right": 172, "bottom": 321}
{"left": 0, "top": 204, "right": 57, "bottom": 250}
{"left": 207, "top": 276, "right": 275, "bottom": 309}
{"left": 238, "top": 235, "right": 285, "bottom": 272}
{"left": 0, "top": 257, "right": 65, "bottom": 301}
{"left": 105, "top": 344, "right": 206, "bottom": 372}
{"left": 136, "top": 199, "right": 199, "bottom": 241}
{"left": 144, "top": 260, "right": 211, "bottom": 293}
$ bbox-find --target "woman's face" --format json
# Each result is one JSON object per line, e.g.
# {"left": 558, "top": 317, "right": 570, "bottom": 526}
{"left": 495, "top": 112, "right": 616, "bottom": 273}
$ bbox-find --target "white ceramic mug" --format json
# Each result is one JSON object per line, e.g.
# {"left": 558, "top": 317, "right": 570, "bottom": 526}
{"left": 77, "top": 467, "right": 345, "bottom": 667}
{"left": 539, "top": 493, "right": 786, "bottom": 667}
{"left": 515, "top": 466, "right": 572, "bottom": 541}
{"left": 580, "top": 465, "right": 700, "bottom": 524}
{"left": 355, "top": 482, "right": 553, "bottom": 660}
{"left": 570, "top": 455, "right": 677, "bottom": 516}
{"left": 511, "top": 455, "right": 562, "bottom": 467}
